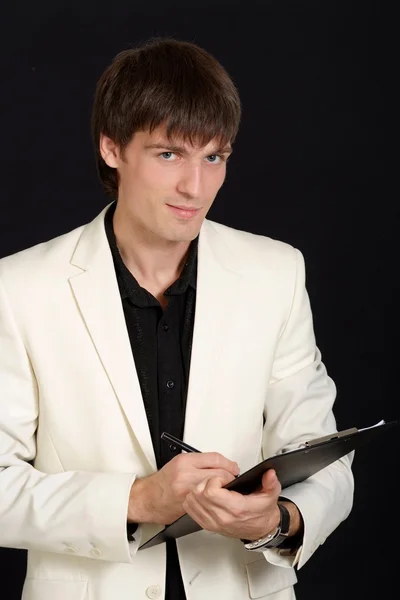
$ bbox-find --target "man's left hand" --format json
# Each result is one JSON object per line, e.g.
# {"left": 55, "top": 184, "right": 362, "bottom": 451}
{"left": 182, "top": 468, "right": 282, "bottom": 541}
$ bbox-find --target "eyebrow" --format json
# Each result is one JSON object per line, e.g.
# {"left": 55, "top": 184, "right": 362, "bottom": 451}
{"left": 144, "top": 142, "right": 233, "bottom": 155}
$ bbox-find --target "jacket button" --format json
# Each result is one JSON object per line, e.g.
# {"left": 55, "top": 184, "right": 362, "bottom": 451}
{"left": 166, "top": 380, "right": 175, "bottom": 389}
{"left": 146, "top": 585, "right": 162, "bottom": 599}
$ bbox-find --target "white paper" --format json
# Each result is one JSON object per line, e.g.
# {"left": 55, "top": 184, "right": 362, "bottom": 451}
{"left": 278, "top": 420, "right": 386, "bottom": 455}
{"left": 358, "top": 419, "right": 385, "bottom": 432}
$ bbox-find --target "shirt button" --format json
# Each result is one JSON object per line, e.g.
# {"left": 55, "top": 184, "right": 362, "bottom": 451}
{"left": 90, "top": 547, "right": 102, "bottom": 558}
{"left": 146, "top": 585, "right": 162, "bottom": 599}
{"left": 163, "top": 324, "right": 169, "bottom": 332}
{"left": 166, "top": 380, "right": 175, "bottom": 389}
{"left": 63, "top": 544, "right": 77, "bottom": 554}
{"left": 169, "top": 444, "right": 177, "bottom": 452}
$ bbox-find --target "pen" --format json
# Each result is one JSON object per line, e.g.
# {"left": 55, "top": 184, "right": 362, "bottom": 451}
{"left": 161, "top": 431, "right": 240, "bottom": 477}
{"left": 161, "top": 431, "right": 201, "bottom": 453}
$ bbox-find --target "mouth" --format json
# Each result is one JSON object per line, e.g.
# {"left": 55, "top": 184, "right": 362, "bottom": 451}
{"left": 166, "top": 204, "right": 201, "bottom": 219}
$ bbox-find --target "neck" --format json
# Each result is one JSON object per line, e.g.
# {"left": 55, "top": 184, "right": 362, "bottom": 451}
{"left": 112, "top": 204, "right": 191, "bottom": 284}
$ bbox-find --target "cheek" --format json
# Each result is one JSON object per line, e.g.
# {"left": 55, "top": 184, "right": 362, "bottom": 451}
{"left": 142, "top": 165, "right": 177, "bottom": 195}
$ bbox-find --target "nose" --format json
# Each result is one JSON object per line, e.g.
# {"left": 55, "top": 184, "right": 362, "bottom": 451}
{"left": 176, "top": 164, "right": 202, "bottom": 199}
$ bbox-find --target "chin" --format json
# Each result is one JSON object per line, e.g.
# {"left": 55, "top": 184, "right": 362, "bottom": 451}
{"left": 165, "top": 224, "right": 202, "bottom": 244}
{"left": 169, "top": 232, "right": 198, "bottom": 243}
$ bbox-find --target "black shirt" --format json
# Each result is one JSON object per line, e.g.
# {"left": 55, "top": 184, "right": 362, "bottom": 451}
{"left": 105, "top": 202, "right": 197, "bottom": 600}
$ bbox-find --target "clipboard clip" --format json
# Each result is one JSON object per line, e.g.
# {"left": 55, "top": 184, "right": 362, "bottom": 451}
{"left": 304, "top": 427, "right": 358, "bottom": 448}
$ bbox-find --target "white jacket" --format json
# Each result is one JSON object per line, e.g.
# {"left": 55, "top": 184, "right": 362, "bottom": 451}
{"left": 0, "top": 205, "right": 354, "bottom": 600}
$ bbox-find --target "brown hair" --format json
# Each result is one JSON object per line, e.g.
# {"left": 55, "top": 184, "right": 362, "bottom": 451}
{"left": 91, "top": 37, "right": 241, "bottom": 199}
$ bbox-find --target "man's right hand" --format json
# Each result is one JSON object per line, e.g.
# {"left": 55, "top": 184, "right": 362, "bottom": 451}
{"left": 127, "top": 452, "right": 239, "bottom": 525}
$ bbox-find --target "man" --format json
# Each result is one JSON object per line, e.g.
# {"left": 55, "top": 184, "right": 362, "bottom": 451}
{"left": 0, "top": 37, "right": 353, "bottom": 600}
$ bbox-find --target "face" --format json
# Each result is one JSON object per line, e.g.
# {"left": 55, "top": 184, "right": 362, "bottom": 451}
{"left": 100, "top": 125, "right": 232, "bottom": 244}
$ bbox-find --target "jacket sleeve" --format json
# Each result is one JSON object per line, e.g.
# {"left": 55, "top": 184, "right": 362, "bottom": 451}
{"left": 0, "top": 275, "right": 141, "bottom": 563}
{"left": 261, "top": 248, "right": 354, "bottom": 570}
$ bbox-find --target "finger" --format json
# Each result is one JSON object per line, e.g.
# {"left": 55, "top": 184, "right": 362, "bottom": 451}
{"left": 183, "top": 494, "right": 219, "bottom": 531}
{"left": 204, "top": 469, "right": 237, "bottom": 486}
{"left": 250, "top": 469, "right": 278, "bottom": 494}
{"left": 182, "top": 469, "right": 235, "bottom": 494}
{"left": 189, "top": 477, "right": 241, "bottom": 516}
{"left": 194, "top": 475, "right": 226, "bottom": 497}
{"left": 186, "top": 481, "right": 237, "bottom": 526}
{"left": 197, "top": 477, "right": 242, "bottom": 510}
{"left": 261, "top": 469, "right": 281, "bottom": 494}
{"left": 191, "top": 479, "right": 261, "bottom": 532}
{"left": 194, "top": 478, "right": 208, "bottom": 494}
{"left": 181, "top": 452, "right": 240, "bottom": 476}
{"left": 190, "top": 468, "right": 237, "bottom": 487}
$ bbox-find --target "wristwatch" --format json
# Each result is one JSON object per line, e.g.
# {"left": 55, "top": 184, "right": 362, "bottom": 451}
{"left": 242, "top": 503, "right": 290, "bottom": 551}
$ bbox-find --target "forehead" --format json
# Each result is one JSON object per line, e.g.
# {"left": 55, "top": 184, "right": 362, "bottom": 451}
{"left": 138, "top": 124, "right": 230, "bottom": 153}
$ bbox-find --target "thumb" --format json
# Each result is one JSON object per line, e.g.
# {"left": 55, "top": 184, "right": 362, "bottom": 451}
{"left": 261, "top": 469, "right": 280, "bottom": 494}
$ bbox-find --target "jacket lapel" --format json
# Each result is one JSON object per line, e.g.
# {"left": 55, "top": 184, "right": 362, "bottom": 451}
{"left": 183, "top": 220, "right": 243, "bottom": 449}
{"left": 68, "top": 205, "right": 157, "bottom": 472}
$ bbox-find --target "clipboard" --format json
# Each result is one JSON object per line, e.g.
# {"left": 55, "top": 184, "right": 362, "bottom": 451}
{"left": 139, "top": 419, "right": 398, "bottom": 550}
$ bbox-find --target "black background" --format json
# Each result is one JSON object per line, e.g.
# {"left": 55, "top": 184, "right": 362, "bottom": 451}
{"left": 0, "top": 1, "right": 397, "bottom": 598}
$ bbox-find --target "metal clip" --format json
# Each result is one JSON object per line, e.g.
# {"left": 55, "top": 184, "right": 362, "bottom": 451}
{"left": 304, "top": 427, "right": 358, "bottom": 448}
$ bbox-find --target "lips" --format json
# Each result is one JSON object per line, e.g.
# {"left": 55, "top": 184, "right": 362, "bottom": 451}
{"left": 167, "top": 205, "right": 200, "bottom": 210}
{"left": 166, "top": 204, "right": 201, "bottom": 220}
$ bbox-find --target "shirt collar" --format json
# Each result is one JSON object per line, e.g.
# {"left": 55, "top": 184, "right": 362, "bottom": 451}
{"left": 104, "top": 202, "right": 198, "bottom": 305}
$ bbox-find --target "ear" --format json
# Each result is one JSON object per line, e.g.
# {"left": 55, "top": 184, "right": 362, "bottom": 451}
{"left": 99, "top": 134, "right": 121, "bottom": 169}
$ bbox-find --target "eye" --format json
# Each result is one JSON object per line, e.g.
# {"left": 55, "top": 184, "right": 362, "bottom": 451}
{"left": 206, "top": 154, "right": 223, "bottom": 164}
{"left": 160, "top": 152, "right": 177, "bottom": 161}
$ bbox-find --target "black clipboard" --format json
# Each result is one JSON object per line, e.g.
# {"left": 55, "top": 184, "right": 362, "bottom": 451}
{"left": 139, "top": 420, "right": 398, "bottom": 550}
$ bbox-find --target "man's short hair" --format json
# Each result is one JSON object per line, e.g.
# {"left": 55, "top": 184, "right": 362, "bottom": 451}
{"left": 91, "top": 37, "right": 241, "bottom": 199}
